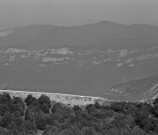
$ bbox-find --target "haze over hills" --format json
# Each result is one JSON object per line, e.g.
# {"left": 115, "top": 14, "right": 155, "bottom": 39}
{"left": 1, "top": 20, "right": 158, "bottom": 49}
{"left": 0, "top": 21, "right": 158, "bottom": 99}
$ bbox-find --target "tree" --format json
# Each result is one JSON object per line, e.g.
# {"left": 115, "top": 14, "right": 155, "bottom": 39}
{"left": 73, "top": 105, "right": 82, "bottom": 112}
{"left": 131, "top": 126, "right": 149, "bottom": 135}
{"left": 94, "top": 102, "right": 101, "bottom": 109}
{"left": 35, "top": 114, "right": 47, "bottom": 130}
{"left": 25, "top": 94, "right": 37, "bottom": 106}
{"left": 110, "top": 102, "right": 126, "bottom": 113}
{"left": 0, "top": 92, "right": 12, "bottom": 105}
{"left": 51, "top": 102, "right": 62, "bottom": 113}
{"left": 0, "top": 127, "right": 9, "bottom": 135}
{"left": 12, "top": 96, "right": 25, "bottom": 116}
{"left": 153, "top": 97, "right": 158, "bottom": 105}
{"left": 1, "top": 111, "right": 14, "bottom": 128}
{"left": 25, "top": 106, "right": 41, "bottom": 122}
{"left": 140, "top": 118, "right": 154, "bottom": 133}
{"left": 38, "top": 94, "right": 51, "bottom": 113}
{"left": 0, "top": 104, "right": 10, "bottom": 116}
{"left": 85, "top": 104, "right": 96, "bottom": 114}
{"left": 82, "top": 127, "right": 97, "bottom": 135}
{"left": 43, "top": 126, "right": 59, "bottom": 135}
{"left": 24, "top": 120, "right": 37, "bottom": 132}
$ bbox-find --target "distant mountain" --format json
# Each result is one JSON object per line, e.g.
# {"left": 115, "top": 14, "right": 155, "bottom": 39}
{"left": 1, "top": 21, "right": 158, "bottom": 49}
{"left": 105, "top": 74, "right": 158, "bottom": 102}
{"left": 0, "top": 21, "right": 158, "bottom": 97}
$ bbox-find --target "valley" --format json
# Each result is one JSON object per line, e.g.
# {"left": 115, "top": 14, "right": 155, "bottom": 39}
{"left": 0, "top": 21, "right": 158, "bottom": 100}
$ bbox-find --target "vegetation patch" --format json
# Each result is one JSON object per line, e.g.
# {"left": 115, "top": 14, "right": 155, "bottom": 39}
{"left": 0, "top": 92, "right": 158, "bottom": 134}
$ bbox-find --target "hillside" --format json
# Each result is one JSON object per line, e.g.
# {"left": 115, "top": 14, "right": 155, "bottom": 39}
{"left": 105, "top": 74, "right": 158, "bottom": 102}
{"left": 0, "top": 21, "right": 158, "bottom": 96}
{"left": 0, "top": 90, "right": 107, "bottom": 106}
{"left": 1, "top": 89, "right": 158, "bottom": 134}
{"left": 1, "top": 21, "right": 158, "bottom": 49}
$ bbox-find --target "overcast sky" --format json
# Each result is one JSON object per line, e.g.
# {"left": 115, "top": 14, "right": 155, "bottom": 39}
{"left": 0, "top": 0, "right": 158, "bottom": 28}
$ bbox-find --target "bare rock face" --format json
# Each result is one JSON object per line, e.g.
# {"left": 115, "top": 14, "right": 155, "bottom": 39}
{"left": 0, "top": 90, "right": 109, "bottom": 106}
{"left": 104, "top": 74, "right": 158, "bottom": 102}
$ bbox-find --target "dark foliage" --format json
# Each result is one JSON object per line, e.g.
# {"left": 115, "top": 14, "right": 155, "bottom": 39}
{"left": 35, "top": 114, "right": 47, "bottom": 130}
{"left": 25, "top": 94, "right": 37, "bottom": 106}
{"left": 73, "top": 105, "right": 82, "bottom": 112}
{"left": 51, "top": 102, "right": 62, "bottom": 113}
{"left": 1, "top": 92, "right": 158, "bottom": 134}
{"left": 12, "top": 96, "right": 25, "bottom": 116}
{"left": 37, "top": 94, "right": 51, "bottom": 113}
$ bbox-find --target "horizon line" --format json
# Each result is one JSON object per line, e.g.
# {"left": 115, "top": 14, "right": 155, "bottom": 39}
{"left": 2, "top": 20, "right": 158, "bottom": 30}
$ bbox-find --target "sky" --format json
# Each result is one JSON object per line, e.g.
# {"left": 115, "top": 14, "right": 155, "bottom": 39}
{"left": 0, "top": 0, "right": 158, "bottom": 28}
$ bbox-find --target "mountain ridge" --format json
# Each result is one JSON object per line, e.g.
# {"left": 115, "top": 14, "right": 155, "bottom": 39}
{"left": 0, "top": 20, "right": 158, "bottom": 98}
{"left": 1, "top": 20, "right": 158, "bottom": 49}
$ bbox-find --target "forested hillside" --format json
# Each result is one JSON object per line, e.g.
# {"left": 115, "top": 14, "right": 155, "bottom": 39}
{"left": 1, "top": 92, "right": 158, "bottom": 134}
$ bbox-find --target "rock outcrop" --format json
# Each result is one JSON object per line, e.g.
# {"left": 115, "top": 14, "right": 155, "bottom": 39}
{"left": 0, "top": 90, "right": 109, "bottom": 106}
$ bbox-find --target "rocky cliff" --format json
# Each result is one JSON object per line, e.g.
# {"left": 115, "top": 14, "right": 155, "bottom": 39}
{"left": 104, "top": 74, "right": 158, "bottom": 102}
